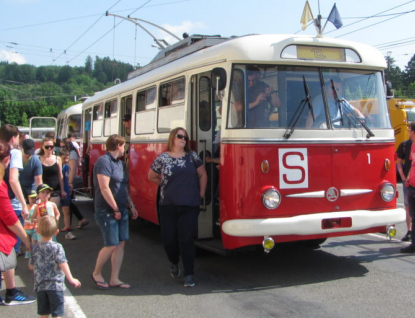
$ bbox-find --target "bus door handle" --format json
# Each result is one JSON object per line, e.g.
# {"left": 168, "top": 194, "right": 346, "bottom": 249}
{"left": 199, "top": 139, "right": 207, "bottom": 212}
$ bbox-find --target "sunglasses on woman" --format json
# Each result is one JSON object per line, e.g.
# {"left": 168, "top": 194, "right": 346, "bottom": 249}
{"left": 176, "top": 134, "right": 189, "bottom": 141}
{"left": 44, "top": 145, "right": 54, "bottom": 150}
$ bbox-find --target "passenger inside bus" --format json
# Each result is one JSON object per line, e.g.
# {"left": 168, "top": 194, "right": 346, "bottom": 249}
{"left": 247, "top": 66, "right": 280, "bottom": 128}
{"left": 122, "top": 114, "right": 131, "bottom": 164}
{"left": 306, "top": 77, "right": 365, "bottom": 128}
{"left": 68, "top": 117, "right": 80, "bottom": 135}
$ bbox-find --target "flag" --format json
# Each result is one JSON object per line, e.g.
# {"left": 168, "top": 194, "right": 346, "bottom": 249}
{"left": 327, "top": 3, "right": 343, "bottom": 29}
{"left": 300, "top": 1, "right": 314, "bottom": 31}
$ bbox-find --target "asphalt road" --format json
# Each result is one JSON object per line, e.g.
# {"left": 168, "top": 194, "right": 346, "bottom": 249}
{"left": 3, "top": 183, "right": 414, "bottom": 318}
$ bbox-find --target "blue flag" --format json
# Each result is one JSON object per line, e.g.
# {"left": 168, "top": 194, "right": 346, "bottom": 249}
{"left": 327, "top": 4, "right": 343, "bottom": 29}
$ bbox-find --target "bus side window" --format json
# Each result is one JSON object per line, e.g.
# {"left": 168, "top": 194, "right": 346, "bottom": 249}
{"left": 158, "top": 78, "right": 186, "bottom": 132}
{"left": 92, "top": 103, "right": 103, "bottom": 137}
{"left": 228, "top": 69, "right": 245, "bottom": 128}
{"left": 136, "top": 86, "right": 156, "bottom": 134}
{"left": 103, "top": 99, "right": 118, "bottom": 136}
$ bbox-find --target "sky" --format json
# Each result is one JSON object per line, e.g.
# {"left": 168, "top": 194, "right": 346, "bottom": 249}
{"left": 1, "top": 0, "right": 414, "bottom": 71}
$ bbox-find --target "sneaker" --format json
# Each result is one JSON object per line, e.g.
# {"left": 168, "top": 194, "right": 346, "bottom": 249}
{"left": 4, "top": 289, "right": 36, "bottom": 306}
{"left": 402, "top": 231, "right": 412, "bottom": 242}
{"left": 170, "top": 263, "right": 180, "bottom": 278}
{"left": 65, "top": 232, "right": 76, "bottom": 240}
{"left": 184, "top": 275, "right": 195, "bottom": 287}
{"left": 401, "top": 244, "right": 415, "bottom": 253}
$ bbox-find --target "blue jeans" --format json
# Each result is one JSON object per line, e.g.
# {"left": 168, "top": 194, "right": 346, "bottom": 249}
{"left": 159, "top": 205, "right": 200, "bottom": 276}
{"left": 95, "top": 208, "right": 129, "bottom": 246}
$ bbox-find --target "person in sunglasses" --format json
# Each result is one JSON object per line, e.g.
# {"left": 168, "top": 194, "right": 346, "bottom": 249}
{"left": 38, "top": 138, "right": 66, "bottom": 210}
{"left": 148, "top": 127, "right": 207, "bottom": 288}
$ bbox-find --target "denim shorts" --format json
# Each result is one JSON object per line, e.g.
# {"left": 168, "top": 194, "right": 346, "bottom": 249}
{"left": 60, "top": 195, "right": 71, "bottom": 207}
{"left": 95, "top": 208, "right": 129, "bottom": 246}
{"left": 37, "top": 290, "right": 64, "bottom": 317}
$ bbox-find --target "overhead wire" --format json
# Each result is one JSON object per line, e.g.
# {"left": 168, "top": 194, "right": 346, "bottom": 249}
{"left": 325, "top": 0, "right": 415, "bottom": 36}
{"left": 66, "top": 0, "right": 152, "bottom": 65}
{"left": 54, "top": 0, "right": 122, "bottom": 64}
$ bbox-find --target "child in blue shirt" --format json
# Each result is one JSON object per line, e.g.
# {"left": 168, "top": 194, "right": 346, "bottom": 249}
{"left": 29, "top": 215, "right": 81, "bottom": 318}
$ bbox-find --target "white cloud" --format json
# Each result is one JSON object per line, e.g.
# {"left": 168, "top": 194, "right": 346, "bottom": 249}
{"left": 0, "top": 50, "right": 27, "bottom": 64}
{"left": 160, "top": 21, "right": 206, "bottom": 44}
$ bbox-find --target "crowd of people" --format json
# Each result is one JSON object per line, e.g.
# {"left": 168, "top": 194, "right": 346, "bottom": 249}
{"left": 0, "top": 124, "right": 88, "bottom": 317}
{"left": 3, "top": 116, "right": 414, "bottom": 316}
{"left": 0, "top": 123, "right": 207, "bottom": 317}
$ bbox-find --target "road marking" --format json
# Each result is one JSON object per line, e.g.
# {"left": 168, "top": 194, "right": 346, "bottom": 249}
{"left": 65, "top": 287, "right": 87, "bottom": 318}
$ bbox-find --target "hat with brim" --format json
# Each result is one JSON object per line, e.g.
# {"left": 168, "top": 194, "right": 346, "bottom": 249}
{"left": 36, "top": 184, "right": 53, "bottom": 194}
{"left": 28, "top": 190, "right": 37, "bottom": 198}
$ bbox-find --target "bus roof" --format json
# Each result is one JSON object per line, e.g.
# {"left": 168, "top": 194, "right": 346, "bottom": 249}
{"left": 83, "top": 34, "right": 387, "bottom": 107}
{"left": 57, "top": 103, "right": 83, "bottom": 118}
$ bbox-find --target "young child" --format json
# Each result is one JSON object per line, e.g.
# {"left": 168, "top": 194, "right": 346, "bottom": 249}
{"left": 29, "top": 215, "right": 81, "bottom": 318}
{"left": 59, "top": 147, "right": 88, "bottom": 238}
{"left": 24, "top": 190, "right": 39, "bottom": 258}
{"left": 59, "top": 148, "right": 75, "bottom": 239}
{"left": 31, "top": 184, "right": 60, "bottom": 242}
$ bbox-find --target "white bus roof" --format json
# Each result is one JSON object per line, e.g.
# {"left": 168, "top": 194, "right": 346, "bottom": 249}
{"left": 83, "top": 34, "right": 387, "bottom": 107}
{"left": 57, "top": 103, "right": 83, "bottom": 118}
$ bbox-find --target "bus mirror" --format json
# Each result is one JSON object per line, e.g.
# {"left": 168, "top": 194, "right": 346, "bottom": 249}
{"left": 386, "top": 81, "right": 394, "bottom": 98}
{"left": 211, "top": 68, "right": 227, "bottom": 91}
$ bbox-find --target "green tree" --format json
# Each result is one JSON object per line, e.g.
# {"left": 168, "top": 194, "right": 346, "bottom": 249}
{"left": 404, "top": 54, "right": 415, "bottom": 85}
{"left": 385, "top": 56, "right": 403, "bottom": 94}
{"left": 85, "top": 56, "right": 93, "bottom": 75}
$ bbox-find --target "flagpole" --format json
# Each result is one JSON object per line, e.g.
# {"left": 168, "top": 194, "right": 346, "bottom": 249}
{"left": 315, "top": 0, "right": 322, "bottom": 37}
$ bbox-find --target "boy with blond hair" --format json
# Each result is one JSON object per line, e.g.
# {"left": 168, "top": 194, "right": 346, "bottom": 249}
{"left": 29, "top": 215, "right": 81, "bottom": 318}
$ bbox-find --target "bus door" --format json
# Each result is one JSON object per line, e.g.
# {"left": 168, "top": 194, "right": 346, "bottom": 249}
{"left": 191, "top": 72, "right": 219, "bottom": 239}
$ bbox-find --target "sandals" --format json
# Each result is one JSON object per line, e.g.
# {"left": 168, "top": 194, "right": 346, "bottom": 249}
{"left": 61, "top": 227, "right": 73, "bottom": 232}
{"left": 110, "top": 282, "right": 131, "bottom": 289}
{"left": 77, "top": 220, "right": 89, "bottom": 229}
{"left": 90, "top": 274, "right": 110, "bottom": 290}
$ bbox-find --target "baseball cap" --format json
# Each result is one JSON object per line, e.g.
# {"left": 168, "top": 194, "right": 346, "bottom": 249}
{"left": 22, "top": 138, "right": 35, "bottom": 155}
{"left": 36, "top": 184, "right": 53, "bottom": 194}
{"left": 122, "top": 114, "right": 131, "bottom": 122}
{"left": 28, "top": 190, "right": 37, "bottom": 198}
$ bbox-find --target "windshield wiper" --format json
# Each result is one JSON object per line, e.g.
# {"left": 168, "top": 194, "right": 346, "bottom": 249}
{"left": 284, "top": 75, "right": 314, "bottom": 139}
{"left": 338, "top": 99, "right": 375, "bottom": 138}
{"left": 330, "top": 79, "right": 374, "bottom": 138}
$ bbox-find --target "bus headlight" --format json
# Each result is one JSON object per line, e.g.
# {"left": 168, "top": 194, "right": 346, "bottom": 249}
{"left": 262, "top": 236, "right": 275, "bottom": 253}
{"left": 386, "top": 225, "right": 396, "bottom": 239}
{"left": 380, "top": 183, "right": 395, "bottom": 202}
{"left": 262, "top": 189, "right": 281, "bottom": 209}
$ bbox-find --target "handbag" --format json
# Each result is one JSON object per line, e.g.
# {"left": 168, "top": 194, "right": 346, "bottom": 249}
{"left": 0, "top": 249, "right": 17, "bottom": 272}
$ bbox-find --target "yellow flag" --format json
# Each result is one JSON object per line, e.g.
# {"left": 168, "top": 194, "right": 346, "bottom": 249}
{"left": 300, "top": 1, "right": 314, "bottom": 30}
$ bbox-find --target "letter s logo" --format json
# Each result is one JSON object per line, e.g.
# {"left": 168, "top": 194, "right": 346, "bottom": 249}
{"left": 279, "top": 149, "right": 308, "bottom": 189}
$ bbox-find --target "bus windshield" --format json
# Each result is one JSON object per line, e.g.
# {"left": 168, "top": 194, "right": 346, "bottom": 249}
{"left": 228, "top": 65, "right": 390, "bottom": 130}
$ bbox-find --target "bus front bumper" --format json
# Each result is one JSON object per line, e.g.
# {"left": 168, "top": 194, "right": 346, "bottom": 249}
{"left": 222, "top": 208, "right": 405, "bottom": 237}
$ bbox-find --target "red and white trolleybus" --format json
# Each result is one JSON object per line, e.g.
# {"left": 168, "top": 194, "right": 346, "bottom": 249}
{"left": 82, "top": 33, "right": 405, "bottom": 253}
